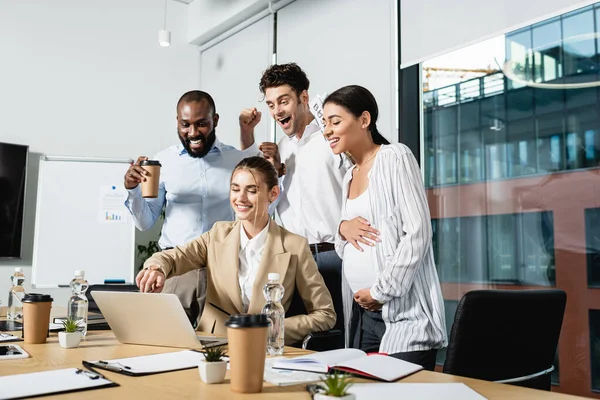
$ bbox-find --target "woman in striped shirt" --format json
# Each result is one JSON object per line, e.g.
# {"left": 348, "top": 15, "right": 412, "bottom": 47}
{"left": 322, "top": 85, "right": 447, "bottom": 370}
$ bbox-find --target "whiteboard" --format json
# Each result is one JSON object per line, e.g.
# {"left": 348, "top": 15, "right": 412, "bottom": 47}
{"left": 32, "top": 156, "right": 136, "bottom": 288}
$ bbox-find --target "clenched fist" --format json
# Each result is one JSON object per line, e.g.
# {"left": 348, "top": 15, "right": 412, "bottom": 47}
{"left": 239, "top": 108, "right": 262, "bottom": 135}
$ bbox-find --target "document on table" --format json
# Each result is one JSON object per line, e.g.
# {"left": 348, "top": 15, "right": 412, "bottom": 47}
{"left": 263, "top": 357, "right": 325, "bottom": 386}
{"left": 84, "top": 350, "right": 225, "bottom": 376}
{"left": 348, "top": 383, "right": 487, "bottom": 399}
{"left": 0, "top": 368, "right": 117, "bottom": 399}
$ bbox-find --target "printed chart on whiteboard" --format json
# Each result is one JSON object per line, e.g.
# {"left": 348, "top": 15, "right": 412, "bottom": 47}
{"left": 99, "top": 185, "right": 128, "bottom": 223}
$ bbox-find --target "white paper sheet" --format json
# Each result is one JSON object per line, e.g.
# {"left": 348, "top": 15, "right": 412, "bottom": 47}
{"left": 89, "top": 350, "right": 211, "bottom": 374}
{"left": 0, "top": 333, "right": 20, "bottom": 342}
{"left": 0, "top": 368, "right": 115, "bottom": 399}
{"left": 98, "top": 185, "right": 128, "bottom": 223}
{"left": 263, "top": 357, "right": 325, "bottom": 386}
{"left": 348, "top": 383, "right": 488, "bottom": 399}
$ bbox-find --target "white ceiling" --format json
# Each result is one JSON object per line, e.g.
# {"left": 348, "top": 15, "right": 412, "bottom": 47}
{"left": 172, "top": 0, "right": 194, "bottom": 4}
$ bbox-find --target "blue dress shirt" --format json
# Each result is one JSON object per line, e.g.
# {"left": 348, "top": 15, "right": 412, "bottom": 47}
{"left": 125, "top": 138, "right": 258, "bottom": 249}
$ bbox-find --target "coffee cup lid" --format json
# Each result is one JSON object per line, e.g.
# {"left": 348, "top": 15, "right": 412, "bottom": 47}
{"left": 22, "top": 293, "right": 53, "bottom": 303}
{"left": 140, "top": 160, "right": 161, "bottom": 167}
{"left": 225, "top": 313, "right": 270, "bottom": 328}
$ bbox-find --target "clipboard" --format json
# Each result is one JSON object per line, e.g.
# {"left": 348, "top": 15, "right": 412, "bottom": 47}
{"left": 0, "top": 367, "right": 118, "bottom": 399}
{"left": 83, "top": 350, "right": 217, "bottom": 377}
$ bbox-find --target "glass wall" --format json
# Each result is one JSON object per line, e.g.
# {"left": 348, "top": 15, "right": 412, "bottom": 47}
{"left": 422, "top": 2, "right": 600, "bottom": 396}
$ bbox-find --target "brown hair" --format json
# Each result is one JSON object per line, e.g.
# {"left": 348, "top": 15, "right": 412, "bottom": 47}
{"left": 259, "top": 63, "right": 310, "bottom": 97}
{"left": 231, "top": 156, "right": 279, "bottom": 190}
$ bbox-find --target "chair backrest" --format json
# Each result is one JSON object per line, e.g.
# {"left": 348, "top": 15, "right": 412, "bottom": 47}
{"left": 443, "top": 289, "right": 566, "bottom": 390}
{"left": 86, "top": 284, "right": 139, "bottom": 314}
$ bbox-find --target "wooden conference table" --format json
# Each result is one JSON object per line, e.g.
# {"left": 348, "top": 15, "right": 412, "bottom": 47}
{"left": 0, "top": 329, "right": 589, "bottom": 400}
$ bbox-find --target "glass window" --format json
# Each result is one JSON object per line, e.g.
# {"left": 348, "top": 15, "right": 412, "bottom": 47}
{"left": 459, "top": 130, "right": 483, "bottom": 183}
{"left": 435, "top": 107, "right": 458, "bottom": 185}
{"left": 586, "top": 208, "right": 600, "bottom": 287}
{"left": 432, "top": 218, "right": 461, "bottom": 282}
{"left": 517, "top": 211, "right": 555, "bottom": 286}
{"left": 507, "top": 87, "right": 534, "bottom": 121}
{"left": 536, "top": 113, "right": 565, "bottom": 173}
{"left": 506, "top": 29, "right": 532, "bottom": 90}
{"left": 532, "top": 19, "right": 563, "bottom": 84}
{"left": 562, "top": 9, "right": 597, "bottom": 78}
{"left": 566, "top": 107, "right": 600, "bottom": 169}
{"left": 419, "top": 4, "right": 600, "bottom": 394}
{"left": 507, "top": 118, "right": 536, "bottom": 177}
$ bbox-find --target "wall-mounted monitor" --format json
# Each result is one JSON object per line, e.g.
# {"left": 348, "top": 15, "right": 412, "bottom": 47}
{"left": 0, "top": 142, "right": 28, "bottom": 258}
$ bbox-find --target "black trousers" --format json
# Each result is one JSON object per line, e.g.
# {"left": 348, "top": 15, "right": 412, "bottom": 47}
{"left": 353, "top": 303, "right": 438, "bottom": 371}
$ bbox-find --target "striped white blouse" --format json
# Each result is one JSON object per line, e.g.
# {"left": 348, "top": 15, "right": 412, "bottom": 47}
{"left": 336, "top": 143, "right": 448, "bottom": 354}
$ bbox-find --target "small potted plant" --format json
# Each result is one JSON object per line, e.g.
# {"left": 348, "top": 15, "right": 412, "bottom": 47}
{"left": 198, "top": 346, "right": 227, "bottom": 384}
{"left": 58, "top": 318, "right": 82, "bottom": 349}
{"left": 314, "top": 371, "right": 355, "bottom": 400}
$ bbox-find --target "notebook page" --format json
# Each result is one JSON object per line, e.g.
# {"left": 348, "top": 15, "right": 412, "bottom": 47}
{"left": 348, "top": 383, "right": 487, "bottom": 399}
{"left": 274, "top": 348, "right": 366, "bottom": 372}
{"left": 90, "top": 350, "right": 207, "bottom": 374}
{"left": 0, "top": 368, "right": 114, "bottom": 399}
{"left": 333, "top": 354, "right": 422, "bottom": 381}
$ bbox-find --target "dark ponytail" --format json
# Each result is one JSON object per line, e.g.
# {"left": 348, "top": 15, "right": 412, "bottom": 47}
{"left": 324, "top": 85, "right": 390, "bottom": 145}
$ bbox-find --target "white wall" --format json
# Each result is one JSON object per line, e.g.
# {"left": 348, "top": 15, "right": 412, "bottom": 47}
{"left": 0, "top": 0, "right": 200, "bottom": 306}
{"left": 187, "top": 0, "right": 272, "bottom": 44}
{"left": 200, "top": 15, "right": 273, "bottom": 148}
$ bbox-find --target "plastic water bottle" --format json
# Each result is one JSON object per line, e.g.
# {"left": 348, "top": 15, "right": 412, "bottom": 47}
{"left": 67, "top": 270, "right": 89, "bottom": 337}
{"left": 7, "top": 268, "right": 25, "bottom": 320}
{"left": 262, "top": 272, "right": 285, "bottom": 356}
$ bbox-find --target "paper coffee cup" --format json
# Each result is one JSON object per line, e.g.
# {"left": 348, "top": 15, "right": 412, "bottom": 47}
{"left": 22, "top": 293, "right": 53, "bottom": 344}
{"left": 225, "top": 314, "right": 270, "bottom": 393}
{"left": 140, "top": 160, "right": 161, "bottom": 198}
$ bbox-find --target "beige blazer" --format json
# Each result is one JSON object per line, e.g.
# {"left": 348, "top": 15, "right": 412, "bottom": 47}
{"left": 144, "top": 221, "right": 336, "bottom": 344}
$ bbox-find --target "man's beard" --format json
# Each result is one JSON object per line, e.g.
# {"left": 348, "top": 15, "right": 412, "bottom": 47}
{"left": 179, "top": 129, "right": 217, "bottom": 159}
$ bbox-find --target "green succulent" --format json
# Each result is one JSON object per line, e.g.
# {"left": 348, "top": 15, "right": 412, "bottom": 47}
{"left": 319, "top": 371, "right": 353, "bottom": 397}
{"left": 62, "top": 318, "right": 80, "bottom": 333}
{"left": 204, "top": 345, "right": 226, "bottom": 362}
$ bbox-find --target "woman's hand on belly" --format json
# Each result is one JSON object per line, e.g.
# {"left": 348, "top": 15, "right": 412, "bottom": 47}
{"left": 340, "top": 217, "right": 380, "bottom": 251}
{"left": 354, "top": 288, "right": 382, "bottom": 311}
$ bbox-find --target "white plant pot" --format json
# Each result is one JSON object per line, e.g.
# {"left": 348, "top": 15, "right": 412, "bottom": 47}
{"left": 314, "top": 394, "right": 355, "bottom": 400}
{"left": 58, "top": 331, "right": 82, "bottom": 349}
{"left": 198, "top": 360, "right": 227, "bottom": 384}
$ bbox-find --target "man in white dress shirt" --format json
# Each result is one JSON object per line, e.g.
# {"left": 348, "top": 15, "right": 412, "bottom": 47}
{"left": 239, "top": 63, "right": 350, "bottom": 336}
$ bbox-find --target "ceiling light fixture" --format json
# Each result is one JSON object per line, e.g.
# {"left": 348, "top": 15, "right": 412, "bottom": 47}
{"left": 158, "top": 0, "right": 171, "bottom": 47}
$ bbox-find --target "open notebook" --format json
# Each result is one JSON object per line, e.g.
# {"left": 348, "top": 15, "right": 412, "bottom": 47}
{"left": 0, "top": 368, "right": 117, "bottom": 399}
{"left": 273, "top": 348, "right": 423, "bottom": 382}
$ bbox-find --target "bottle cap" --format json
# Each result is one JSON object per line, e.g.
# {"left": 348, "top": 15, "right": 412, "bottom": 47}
{"left": 74, "top": 270, "right": 85, "bottom": 277}
{"left": 268, "top": 273, "right": 280, "bottom": 281}
{"left": 14, "top": 267, "right": 23, "bottom": 273}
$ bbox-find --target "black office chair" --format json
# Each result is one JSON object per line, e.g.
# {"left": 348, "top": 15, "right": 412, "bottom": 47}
{"left": 443, "top": 289, "right": 566, "bottom": 391}
{"left": 86, "top": 284, "right": 139, "bottom": 330}
{"left": 287, "top": 284, "right": 344, "bottom": 351}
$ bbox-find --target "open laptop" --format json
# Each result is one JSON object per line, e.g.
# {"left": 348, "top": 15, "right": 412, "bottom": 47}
{"left": 91, "top": 291, "right": 227, "bottom": 349}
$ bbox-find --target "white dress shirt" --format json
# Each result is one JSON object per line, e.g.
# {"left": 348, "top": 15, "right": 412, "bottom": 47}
{"left": 277, "top": 120, "right": 351, "bottom": 244}
{"left": 124, "top": 139, "right": 258, "bottom": 249}
{"left": 336, "top": 143, "right": 447, "bottom": 354}
{"left": 238, "top": 221, "right": 269, "bottom": 312}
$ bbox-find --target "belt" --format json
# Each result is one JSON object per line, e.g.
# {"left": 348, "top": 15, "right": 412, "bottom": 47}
{"left": 309, "top": 242, "right": 335, "bottom": 255}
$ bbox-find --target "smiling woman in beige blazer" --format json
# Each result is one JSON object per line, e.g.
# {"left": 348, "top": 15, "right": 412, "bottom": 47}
{"left": 135, "top": 156, "right": 336, "bottom": 344}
